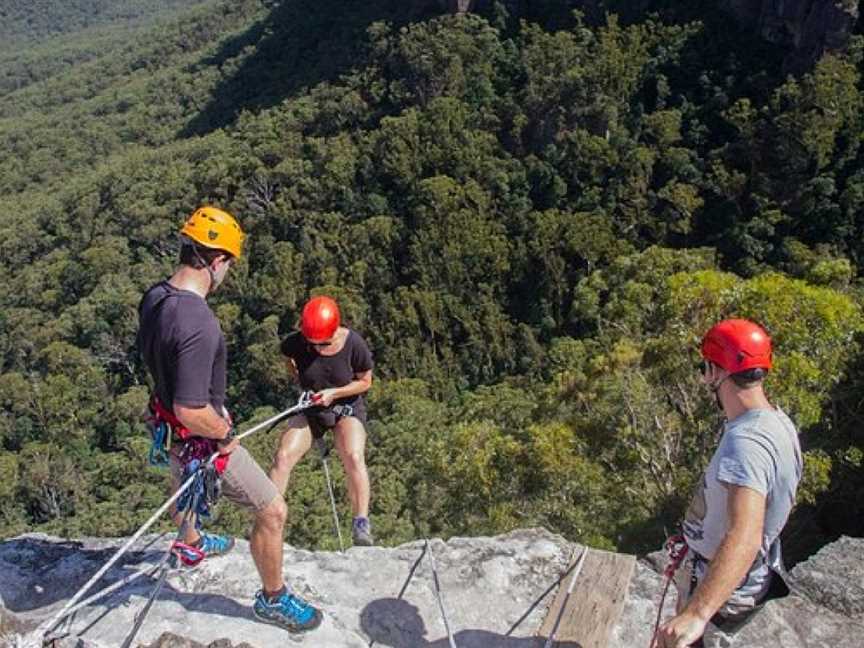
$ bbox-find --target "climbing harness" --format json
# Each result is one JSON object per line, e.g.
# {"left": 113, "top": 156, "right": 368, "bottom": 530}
{"left": 650, "top": 534, "right": 689, "bottom": 647}
{"left": 147, "top": 418, "right": 171, "bottom": 467}
{"left": 331, "top": 402, "right": 354, "bottom": 418}
{"left": 543, "top": 547, "right": 589, "bottom": 648}
{"left": 176, "top": 459, "right": 222, "bottom": 530}
{"left": 148, "top": 396, "right": 192, "bottom": 440}
{"left": 317, "top": 437, "right": 345, "bottom": 552}
{"left": 38, "top": 394, "right": 315, "bottom": 643}
{"left": 309, "top": 391, "right": 354, "bottom": 419}
{"left": 425, "top": 539, "right": 458, "bottom": 648}
{"left": 148, "top": 396, "right": 231, "bottom": 474}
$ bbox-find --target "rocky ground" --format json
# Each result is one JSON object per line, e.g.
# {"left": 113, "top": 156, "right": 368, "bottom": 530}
{"left": 1, "top": 529, "right": 861, "bottom": 647}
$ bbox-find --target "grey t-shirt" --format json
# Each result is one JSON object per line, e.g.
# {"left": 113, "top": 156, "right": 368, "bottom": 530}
{"left": 683, "top": 407, "right": 802, "bottom": 589}
{"left": 137, "top": 281, "right": 227, "bottom": 413}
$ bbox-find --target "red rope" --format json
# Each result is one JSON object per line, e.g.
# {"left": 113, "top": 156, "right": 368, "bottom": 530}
{"left": 650, "top": 535, "right": 689, "bottom": 647}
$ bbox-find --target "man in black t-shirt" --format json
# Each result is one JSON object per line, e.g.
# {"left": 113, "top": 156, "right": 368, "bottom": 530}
{"left": 137, "top": 206, "right": 322, "bottom": 633}
{"left": 274, "top": 295, "right": 376, "bottom": 546}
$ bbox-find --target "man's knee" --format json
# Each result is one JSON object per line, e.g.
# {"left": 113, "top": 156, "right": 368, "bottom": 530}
{"left": 256, "top": 496, "right": 287, "bottom": 529}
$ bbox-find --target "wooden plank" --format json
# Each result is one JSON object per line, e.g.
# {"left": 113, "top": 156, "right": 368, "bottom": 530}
{"left": 536, "top": 546, "right": 636, "bottom": 648}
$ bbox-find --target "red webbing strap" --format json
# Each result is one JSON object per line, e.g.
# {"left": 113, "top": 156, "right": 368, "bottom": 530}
{"left": 151, "top": 397, "right": 191, "bottom": 439}
{"left": 150, "top": 397, "right": 230, "bottom": 474}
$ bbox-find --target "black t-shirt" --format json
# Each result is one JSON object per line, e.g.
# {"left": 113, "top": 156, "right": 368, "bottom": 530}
{"left": 280, "top": 329, "right": 373, "bottom": 397}
{"left": 137, "top": 281, "right": 227, "bottom": 413}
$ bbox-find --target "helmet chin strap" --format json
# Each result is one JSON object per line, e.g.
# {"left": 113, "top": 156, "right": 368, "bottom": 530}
{"left": 709, "top": 374, "right": 730, "bottom": 411}
{"left": 205, "top": 266, "right": 219, "bottom": 292}
{"left": 185, "top": 239, "right": 220, "bottom": 293}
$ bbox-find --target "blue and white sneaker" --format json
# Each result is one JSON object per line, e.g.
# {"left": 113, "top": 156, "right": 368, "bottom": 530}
{"left": 253, "top": 589, "right": 323, "bottom": 632}
{"left": 197, "top": 533, "right": 235, "bottom": 558}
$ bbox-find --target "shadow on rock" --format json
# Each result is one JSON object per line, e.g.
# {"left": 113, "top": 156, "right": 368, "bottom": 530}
{"left": 1, "top": 535, "right": 165, "bottom": 613}
{"left": 360, "top": 598, "right": 581, "bottom": 648}
{"left": 0, "top": 535, "right": 253, "bottom": 627}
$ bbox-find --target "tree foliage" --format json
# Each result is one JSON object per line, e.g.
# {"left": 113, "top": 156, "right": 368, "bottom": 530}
{"left": 1, "top": 0, "right": 863, "bottom": 558}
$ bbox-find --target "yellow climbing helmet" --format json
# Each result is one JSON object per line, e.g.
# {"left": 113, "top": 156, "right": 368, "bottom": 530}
{"left": 180, "top": 206, "right": 245, "bottom": 259}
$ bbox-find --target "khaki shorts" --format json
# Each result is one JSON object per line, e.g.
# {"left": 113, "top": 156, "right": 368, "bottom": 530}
{"left": 170, "top": 445, "right": 279, "bottom": 512}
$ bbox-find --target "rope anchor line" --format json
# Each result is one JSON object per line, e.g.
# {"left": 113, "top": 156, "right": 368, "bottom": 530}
{"left": 425, "top": 538, "right": 458, "bottom": 648}
{"left": 317, "top": 437, "right": 345, "bottom": 552}
{"left": 543, "top": 546, "right": 589, "bottom": 648}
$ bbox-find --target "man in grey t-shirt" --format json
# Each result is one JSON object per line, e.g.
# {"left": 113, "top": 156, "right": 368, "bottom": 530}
{"left": 654, "top": 319, "right": 802, "bottom": 648}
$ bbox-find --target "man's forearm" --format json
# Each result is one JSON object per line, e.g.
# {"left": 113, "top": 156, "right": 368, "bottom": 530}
{"left": 174, "top": 403, "right": 231, "bottom": 440}
{"left": 684, "top": 531, "right": 761, "bottom": 621}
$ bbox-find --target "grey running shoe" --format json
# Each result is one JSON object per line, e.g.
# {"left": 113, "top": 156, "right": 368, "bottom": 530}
{"left": 352, "top": 517, "right": 374, "bottom": 546}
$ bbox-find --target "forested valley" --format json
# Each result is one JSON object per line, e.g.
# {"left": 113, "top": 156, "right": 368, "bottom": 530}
{"left": 1, "top": 0, "right": 863, "bottom": 562}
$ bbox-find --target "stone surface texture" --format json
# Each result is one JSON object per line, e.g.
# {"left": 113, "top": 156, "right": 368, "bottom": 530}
{"left": 1, "top": 530, "right": 862, "bottom": 647}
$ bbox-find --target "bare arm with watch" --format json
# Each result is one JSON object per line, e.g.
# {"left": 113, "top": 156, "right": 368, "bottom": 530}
{"left": 174, "top": 403, "right": 238, "bottom": 454}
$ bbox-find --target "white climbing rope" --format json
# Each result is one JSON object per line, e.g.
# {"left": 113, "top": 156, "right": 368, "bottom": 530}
{"left": 543, "top": 546, "right": 589, "bottom": 648}
{"left": 425, "top": 538, "right": 458, "bottom": 648}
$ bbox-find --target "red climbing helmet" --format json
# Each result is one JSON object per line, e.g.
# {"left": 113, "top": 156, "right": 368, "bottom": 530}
{"left": 701, "top": 318, "right": 772, "bottom": 374}
{"left": 301, "top": 296, "right": 340, "bottom": 342}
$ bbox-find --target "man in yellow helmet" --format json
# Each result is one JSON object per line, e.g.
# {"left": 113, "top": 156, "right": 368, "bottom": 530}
{"left": 137, "top": 207, "right": 323, "bottom": 633}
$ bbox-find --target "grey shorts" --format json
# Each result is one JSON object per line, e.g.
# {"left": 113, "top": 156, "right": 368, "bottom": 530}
{"left": 170, "top": 445, "right": 279, "bottom": 512}
{"left": 672, "top": 553, "right": 767, "bottom": 646}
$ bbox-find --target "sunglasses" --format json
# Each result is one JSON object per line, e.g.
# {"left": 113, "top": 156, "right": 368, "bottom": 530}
{"left": 308, "top": 339, "right": 334, "bottom": 348}
{"left": 695, "top": 360, "right": 712, "bottom": 375}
